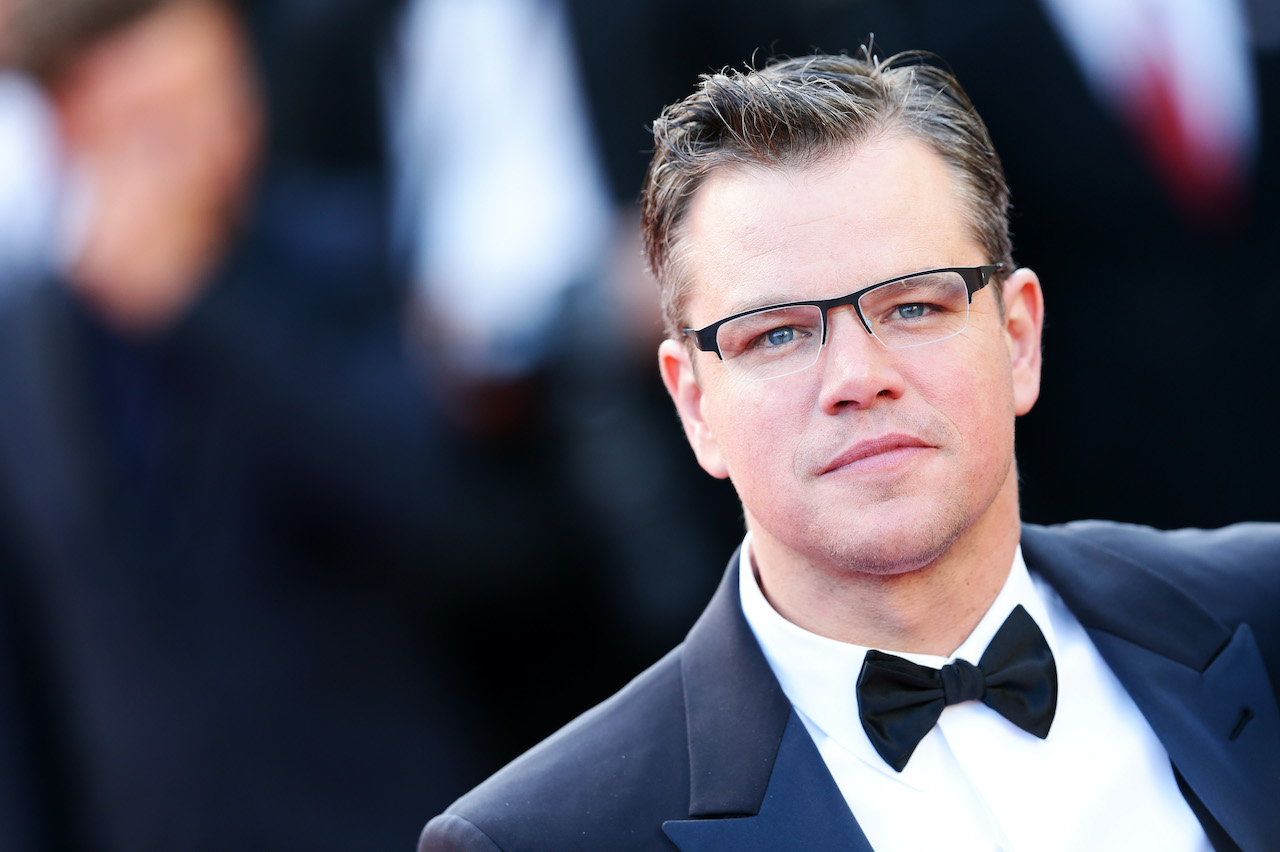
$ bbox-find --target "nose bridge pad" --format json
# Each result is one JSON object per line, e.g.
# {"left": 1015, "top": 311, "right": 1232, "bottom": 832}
{"left": 818, "top": 300, "right": 906, "bottom": 400}
{"left": 823, "top": 302, "right": 877, "bottom": 355}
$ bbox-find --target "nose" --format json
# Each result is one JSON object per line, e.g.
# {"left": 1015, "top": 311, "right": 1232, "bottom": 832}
{"left": 815, "top": 305, "right": 907, "bottom": 413}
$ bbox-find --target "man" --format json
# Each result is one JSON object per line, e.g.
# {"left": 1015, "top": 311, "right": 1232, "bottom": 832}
{"left": 0, "top": 1, "right": 486, "bottom": 848}
{"left": 420, "top": 51, "right": 1280, "bottom": 851}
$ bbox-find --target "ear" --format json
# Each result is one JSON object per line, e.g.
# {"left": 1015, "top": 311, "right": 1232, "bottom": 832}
{"left": 658, "top": 338, "right": 730, "bottom": 479}
{"left": 1000, "top": 268, "right": 1045, "bottom": 416}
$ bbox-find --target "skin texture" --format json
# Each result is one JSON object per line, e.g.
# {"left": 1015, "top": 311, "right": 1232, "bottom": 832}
{"left": 659, "top": 134, "right": 1044, "bottom": 656}
{"left": 54, "top": 0, "right": 262, "bottom": 335}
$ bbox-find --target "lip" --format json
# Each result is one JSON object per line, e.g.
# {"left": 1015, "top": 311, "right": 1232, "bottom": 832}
{"left": 818, "top": 434, "right": 934, "bottom": 475}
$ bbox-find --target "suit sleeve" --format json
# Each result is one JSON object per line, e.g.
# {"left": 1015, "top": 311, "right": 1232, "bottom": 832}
{"left": 419, "top": 813, "right": 504, "bottom": 852}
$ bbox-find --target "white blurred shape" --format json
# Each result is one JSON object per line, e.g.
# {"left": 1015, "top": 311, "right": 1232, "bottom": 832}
{"left": 389, "top": 0, "right": 611, "bottom": 378}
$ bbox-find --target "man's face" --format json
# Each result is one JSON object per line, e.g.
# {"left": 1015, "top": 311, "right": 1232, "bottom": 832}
{"left": 659, "top": 135, "right": 1043, "bottom": 579}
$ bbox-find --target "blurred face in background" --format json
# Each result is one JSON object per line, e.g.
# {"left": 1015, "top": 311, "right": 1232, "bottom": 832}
{"left": 56, "top": 0, "right": 263, "bottom": 332}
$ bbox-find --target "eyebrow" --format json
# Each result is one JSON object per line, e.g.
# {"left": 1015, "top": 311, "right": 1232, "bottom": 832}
{"left": 722, "top": 292, "right": 805, "bottom": 316}
{"left": 719, "top": 266, "right": 959, "bottom": 318}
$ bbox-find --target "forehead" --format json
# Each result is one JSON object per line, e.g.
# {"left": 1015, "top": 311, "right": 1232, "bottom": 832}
{"left": 80, "top": 1, "right": 254, "bottom": 106}
{"left": 680, "top": 135, "right": 977, "bottom": 321}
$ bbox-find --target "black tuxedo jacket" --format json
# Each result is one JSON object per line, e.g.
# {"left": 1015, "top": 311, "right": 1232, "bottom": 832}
{"left": 421, "top": 521, "right": 1280, "bottom": 851}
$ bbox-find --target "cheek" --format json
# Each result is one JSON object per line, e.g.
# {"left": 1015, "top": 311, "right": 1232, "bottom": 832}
{"left": 911, "top": 342, "right": 1017, "bottom": 450}
{"left": 708, "top": 384, "right": 807, "bottom": 483}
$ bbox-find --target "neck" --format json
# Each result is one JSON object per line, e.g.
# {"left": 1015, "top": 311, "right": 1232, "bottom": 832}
{"left": 750, "top": 480, "right": 1022, "bottom": 657}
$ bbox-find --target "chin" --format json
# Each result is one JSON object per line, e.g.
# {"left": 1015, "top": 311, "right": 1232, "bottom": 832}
{"left": 807, "top": 498, "right": 972, "bottom": 577}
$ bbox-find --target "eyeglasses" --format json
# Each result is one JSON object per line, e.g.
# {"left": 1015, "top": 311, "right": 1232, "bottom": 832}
{"left": 683, "top": 264, "right": 1002, "bottom": 382}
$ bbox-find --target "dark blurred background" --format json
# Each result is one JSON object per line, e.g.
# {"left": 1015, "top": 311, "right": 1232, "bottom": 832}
{"left": 0, "top": 0, "right": 1276, "bottom": 849}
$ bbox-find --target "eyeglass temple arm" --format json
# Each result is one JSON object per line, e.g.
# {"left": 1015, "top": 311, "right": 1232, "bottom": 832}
{"left": 967, "top": 263, "right": 1005, "bottom": 302}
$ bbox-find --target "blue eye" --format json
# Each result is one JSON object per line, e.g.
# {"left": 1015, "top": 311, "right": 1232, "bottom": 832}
{"left": 764, "top": 327, "right": 796, "bottom": 346}
{"left": 896, "top": 303, "right": 928, "bottom": 319}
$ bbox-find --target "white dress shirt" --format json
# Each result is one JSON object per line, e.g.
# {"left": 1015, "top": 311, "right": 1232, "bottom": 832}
{"left": 738, "top": 534, "right": 1212, "bottom": 851}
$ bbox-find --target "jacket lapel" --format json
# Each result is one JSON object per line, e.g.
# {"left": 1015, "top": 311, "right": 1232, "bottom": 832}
{"left": 662, "top": 553, "right": 872, "bottom": 851}
{"left": 664, "top": 713, "right": 871, "bottom": 852}
{"left": 1022, "top": 524, "right": 1280, "bottom": 851}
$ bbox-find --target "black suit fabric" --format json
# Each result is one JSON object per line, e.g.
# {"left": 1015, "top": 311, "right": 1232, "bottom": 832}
{"left": 420, "top": 522, "right": 1280, "bottom": 851}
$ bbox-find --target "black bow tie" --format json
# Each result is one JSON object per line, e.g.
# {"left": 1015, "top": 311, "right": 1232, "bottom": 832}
{"left": 856, "top": 604, "right": 1058, "bottom": 772}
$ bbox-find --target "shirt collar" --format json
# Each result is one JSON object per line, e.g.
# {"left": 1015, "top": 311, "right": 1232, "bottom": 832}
{"left": 738, "top": 532, "right": 1057, "bottom": 780}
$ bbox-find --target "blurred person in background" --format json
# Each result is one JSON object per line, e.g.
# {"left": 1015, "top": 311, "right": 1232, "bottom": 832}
{"left": 0, "top": 0, "right": 486, "bottom": 848}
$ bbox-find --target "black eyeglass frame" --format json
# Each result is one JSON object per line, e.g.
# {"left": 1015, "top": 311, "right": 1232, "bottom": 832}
{"left": 682, "top": 264, "right": 1004, "bottom": 359}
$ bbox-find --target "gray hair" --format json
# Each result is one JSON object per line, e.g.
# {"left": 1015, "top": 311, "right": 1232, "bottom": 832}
{"left": 640, "top": 50, "right": 1014, "bottom": 338}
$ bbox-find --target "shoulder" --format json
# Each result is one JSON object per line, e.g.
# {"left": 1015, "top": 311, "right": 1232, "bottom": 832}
{"left": 420, "top": 648, "right": 690, "bottom": 852}
{"left": 1026, "top": 519, "right": 1280, "bottom": 586}
{"left": 1035, "top": 517, "right": 1280, "bottom": 552}
{"left": 1024, "top": 519, "right": 1280, "bottom": 653}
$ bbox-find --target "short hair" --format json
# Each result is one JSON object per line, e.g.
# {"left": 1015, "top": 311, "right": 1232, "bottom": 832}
{"left": 640, "top": 50, "right": 1014, "bottom": 339}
